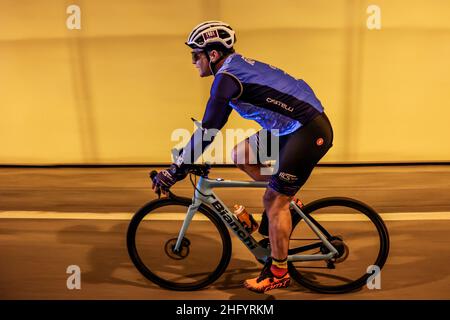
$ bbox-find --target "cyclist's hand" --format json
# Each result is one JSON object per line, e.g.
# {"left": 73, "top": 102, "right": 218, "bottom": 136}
{"left": 151, "top": 164, "right": 187, "bottom": 196}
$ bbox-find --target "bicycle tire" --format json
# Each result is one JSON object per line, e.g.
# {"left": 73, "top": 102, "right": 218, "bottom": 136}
{"left": 288, "top": 197, "right": 390, "bottom": 294}
{"left": 127, "top": 196, "right": 232, "bottom": 291}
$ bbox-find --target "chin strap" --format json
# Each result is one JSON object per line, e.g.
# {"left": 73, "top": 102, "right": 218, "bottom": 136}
{"left": 207, "top": 52, "right": 227, "bottom": 76}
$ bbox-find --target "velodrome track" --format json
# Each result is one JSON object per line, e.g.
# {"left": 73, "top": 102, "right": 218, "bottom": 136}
{"left": 1, "top": 166, "right": 449, "bottom": 299}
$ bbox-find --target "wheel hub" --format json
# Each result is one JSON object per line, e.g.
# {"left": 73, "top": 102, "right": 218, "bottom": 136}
{"left": 321, "top": 237, "right": 349, "bottom": 264}
{"left": 164, "top": 237, "right": 190, "bottom": 260}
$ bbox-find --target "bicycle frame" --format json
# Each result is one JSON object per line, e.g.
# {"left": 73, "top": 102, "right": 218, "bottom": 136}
{"left": 174, "top": 175, "right": 339, "bottom": 263}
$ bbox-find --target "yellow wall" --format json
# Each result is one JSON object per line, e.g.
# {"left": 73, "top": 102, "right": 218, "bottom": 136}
{"left": 1, "top": 0, "right": 449, "bottom": 164}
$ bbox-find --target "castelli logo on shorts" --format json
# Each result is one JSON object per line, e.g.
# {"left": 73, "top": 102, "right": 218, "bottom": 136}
{"left": 316, "top": 138, "right": 324, "bottom": 146}
{"left": 278, "top": 172, "right": 298, "bottom": 182}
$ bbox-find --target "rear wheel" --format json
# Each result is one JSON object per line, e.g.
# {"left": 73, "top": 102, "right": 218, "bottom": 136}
{"left": 127, "top": 197, "right": 232, "bottom": 291}
{"left": 288, "top": 197, "right": 390, "bottom": 294}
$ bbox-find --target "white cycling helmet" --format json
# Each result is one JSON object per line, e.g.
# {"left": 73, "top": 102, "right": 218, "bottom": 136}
{"left": 186, "top": 20, "right": 236, "bottom": 50}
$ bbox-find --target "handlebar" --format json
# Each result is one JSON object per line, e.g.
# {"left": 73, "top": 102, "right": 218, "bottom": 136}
{"left": 149, "top": 164, "right": 211, "bottom": 198}
{"left": 183, "top": 163, "right": 211, "bottom": 177}
{"left": 150, "top": 163, "right": 211, "bottom": 180}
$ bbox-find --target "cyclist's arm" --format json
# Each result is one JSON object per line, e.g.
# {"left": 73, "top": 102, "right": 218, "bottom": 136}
{"left": 176, "top": 73, "right": 240, "bottom": 166}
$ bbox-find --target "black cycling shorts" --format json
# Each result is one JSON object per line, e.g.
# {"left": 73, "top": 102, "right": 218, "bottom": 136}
{"left": 248, "top": 112, "right": 333, "bottom": 196}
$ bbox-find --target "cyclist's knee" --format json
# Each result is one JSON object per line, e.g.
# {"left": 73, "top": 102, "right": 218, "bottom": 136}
{"left": 263, "top": 187, "right": 291, "bottom": 208}
{"left": 263, "top": 188, "right": 276, "bottom": 203}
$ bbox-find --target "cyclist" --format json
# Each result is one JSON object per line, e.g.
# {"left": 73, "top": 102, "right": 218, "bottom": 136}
{"left": 152, "top": 21, "right": 333, "bottom": 293}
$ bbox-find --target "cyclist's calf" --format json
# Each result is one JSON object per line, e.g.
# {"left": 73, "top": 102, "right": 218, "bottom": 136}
{"left": 263, "top": 188, "right": 293, "bottom": 260}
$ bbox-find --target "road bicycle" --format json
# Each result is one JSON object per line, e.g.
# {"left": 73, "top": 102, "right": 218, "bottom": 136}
{"left": 127, "top": 164, "right": 390, "bottom": 294}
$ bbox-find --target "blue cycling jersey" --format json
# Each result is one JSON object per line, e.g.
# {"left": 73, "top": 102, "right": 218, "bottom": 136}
{"left": 178, "top": 52, "right": 325, "bottom": 165}
{"left": 217, "top": 53, "right": 324, "bottom": 136}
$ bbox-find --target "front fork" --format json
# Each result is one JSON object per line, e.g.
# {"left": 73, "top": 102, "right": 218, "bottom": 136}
{"left": 173, "top": 197, "right": 201, "bottom": 252}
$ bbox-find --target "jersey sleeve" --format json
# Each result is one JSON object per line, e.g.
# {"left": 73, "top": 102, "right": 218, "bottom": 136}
{"left": 176, "top": 73, "right": 241, "bottom": 166}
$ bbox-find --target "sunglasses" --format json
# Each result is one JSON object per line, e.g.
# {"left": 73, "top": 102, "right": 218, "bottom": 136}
{"left": 191, "top": 51, "right": 205, "bottom": 63}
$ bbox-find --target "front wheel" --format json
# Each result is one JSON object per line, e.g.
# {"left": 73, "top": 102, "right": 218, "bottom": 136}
{"left": 127, "top": 196, "right": 232, "bottom": 291}
{"left": 288, "top": 197, "right": 390, "bottom": 294}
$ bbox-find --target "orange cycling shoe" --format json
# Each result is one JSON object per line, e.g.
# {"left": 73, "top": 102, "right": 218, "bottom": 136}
{"left": 244, "top": 260, "right": 291, "bottom": 293}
